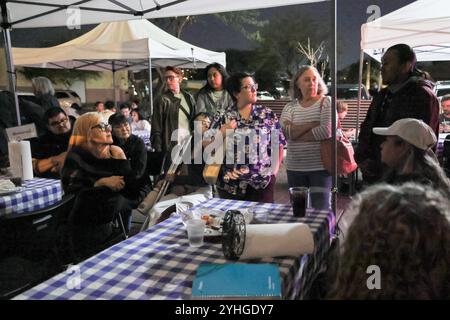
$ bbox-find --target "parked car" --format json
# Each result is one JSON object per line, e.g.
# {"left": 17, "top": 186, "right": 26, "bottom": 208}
{"left": 257, "top": 91, "right": 275, "bottom": 100}
{"left": 55, "top": 90, "right": 82, "bottom": 109}
{"left": 55, "top": 90, "right": 82, "bottom": 118}
{"left": 328, "top": 84, "right": 371, "bottom": 100}
{"left": 434, "top": 81, "right": 450, "bottom": 98}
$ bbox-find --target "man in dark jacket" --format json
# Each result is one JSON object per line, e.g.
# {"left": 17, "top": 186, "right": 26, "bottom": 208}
{"left": 355, "top": 44, "right": 439, "bottom": 184}
{"left": 30, "top": 107, "right": 74, "bottom": 178}
{"left": 151, "top": 66, "right": 196, "bottom": 155}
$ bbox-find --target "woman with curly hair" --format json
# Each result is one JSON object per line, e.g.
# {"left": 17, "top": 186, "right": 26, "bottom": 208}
{"left": 330, "top": 182, "right": 450, "bottom": 299}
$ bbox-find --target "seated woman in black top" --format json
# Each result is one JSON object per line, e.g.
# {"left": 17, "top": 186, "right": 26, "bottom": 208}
{"left": 108, "top": 114, "right": 152, "bottom": 227}
{"left": 61, "top": 112, "right": 131, "bottom": 256}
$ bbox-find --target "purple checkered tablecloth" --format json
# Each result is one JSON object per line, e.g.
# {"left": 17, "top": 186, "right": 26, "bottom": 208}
{"left": 0, "top": 177, "right": 63, "bottom": 217}
{"left": 15, "top": 198, "right": 335, "bottom": 300}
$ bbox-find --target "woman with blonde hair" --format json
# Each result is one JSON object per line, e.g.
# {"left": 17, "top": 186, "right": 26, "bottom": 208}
{"left": 280, "top": 65, "right": 333, "bottom": 209}
{"left": 61, "top": 112, "right": 131, "bottom": 257}
{"left": 331, "top": 182, "right": 450, "bottom": 299}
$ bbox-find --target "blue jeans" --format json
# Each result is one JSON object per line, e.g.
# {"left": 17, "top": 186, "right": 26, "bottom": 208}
{"left": 287, "top": 170, "right": 332, "bottom": 210}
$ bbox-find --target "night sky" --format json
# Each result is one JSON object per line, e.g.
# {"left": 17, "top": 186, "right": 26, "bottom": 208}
{"left": 8, "top": 0, "right": 416, "bottom": 70}
{"left": 179, "top": 0, "right": 416, "bottom": 68}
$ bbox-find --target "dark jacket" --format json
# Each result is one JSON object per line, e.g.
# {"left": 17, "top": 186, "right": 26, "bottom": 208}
{"left": 355, "top": 77, "right": 439, "bottom": 183}
{"left": 61, "top": 146, "right": 131, "bottom": 226}
{"left": 172, "top": 137, "right": 208, "bottom": 188}
{"left": 112, "top": 134, "right": 151, "bottom": 202}
{"left": 151, "top": 89, "right": 195, "bottom": 154}
{"left": 30, "top": 117, "right": 75, "bottom": 160}
{"left": 35, "top": 93, "right": 60, "bottom": 111}
{"left": 61, "top": 146, "right": 131, "bottom": 194}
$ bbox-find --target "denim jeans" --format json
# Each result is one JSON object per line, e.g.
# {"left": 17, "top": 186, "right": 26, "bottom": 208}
{"left": 286, "top": 170, "right": 332, "bottom": 210}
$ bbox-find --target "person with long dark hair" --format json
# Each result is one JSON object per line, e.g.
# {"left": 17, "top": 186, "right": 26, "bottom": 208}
{"left": 355, "top": 43, "right": 439, "bottom": 184}
{"left": 330, "top": 182, "right": 450, "bottom": 299}
{"left": 130, "top": 108, "right": 151, "bottom": 133}
{"left": 196, "top": 63, "right": 233, "bottom": 116}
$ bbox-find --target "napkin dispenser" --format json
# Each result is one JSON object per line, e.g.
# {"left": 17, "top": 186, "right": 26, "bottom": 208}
{"left": 8, "top": 140, "right": 34, "bottom": 180}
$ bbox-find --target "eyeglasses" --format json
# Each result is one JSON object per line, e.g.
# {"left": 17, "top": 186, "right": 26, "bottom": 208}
{"left": 241, "top": 83, "right": 258, "bottom": 92}
{"left": 165, "top": 75, "right": 179, "bottom": 81}
{"left": 49, "top": 117, "right": 68, "bottom": 127}
{"left": 91, "top": 123, "right": 112, "bottom": 132}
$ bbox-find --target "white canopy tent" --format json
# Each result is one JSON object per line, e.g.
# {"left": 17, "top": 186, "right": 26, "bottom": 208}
{"left": 3, "top": 0, "right": 325, "bottom": 28}
{"left": 361, "top": 0, "right": 450, "bottom": 62}
{"left": 12, "top": 19, "right": 226, "bottom": 69}
{"left": 355, "top": 0, "right": 450, "bottom": 140}
{"left": 12, "top": 19, "right": 227, "bottom": 113}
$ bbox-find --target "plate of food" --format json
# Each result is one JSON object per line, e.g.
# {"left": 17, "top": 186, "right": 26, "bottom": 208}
{"left": 178, "top": 208, "right": 254, "bottom": 237}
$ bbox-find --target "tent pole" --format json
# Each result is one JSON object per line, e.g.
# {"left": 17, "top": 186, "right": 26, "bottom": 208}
{"left": 112, "top": 61, "right": 117, "bottom": 108}
{"left": 148, "top": 57, "right": 153, "bottom": 118}
{"left": 1, "top": 12, "right": 21, "bottom": 125}
{"left": 330, "top": 0, "right": 337, "bottom": 218}
{"left": 356, "top": 50, "right": 364, "bottom": 142}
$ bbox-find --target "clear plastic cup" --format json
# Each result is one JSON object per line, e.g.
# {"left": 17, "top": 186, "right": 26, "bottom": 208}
{"left": 186, "top": 219, "right": 206, "bottom": 247}
{"left": 251, "top": 207, "right": 269, "bottom": 223}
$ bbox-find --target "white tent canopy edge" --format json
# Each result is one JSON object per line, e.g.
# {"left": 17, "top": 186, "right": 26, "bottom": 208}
{"left": 12, "top": 20, "right": 226, "bottom": 68}
{"left": 5, "top": 0, "right": 328, "bottom": 29}
{"left": 361, "top": 0, "right": 450, "bottom": 62}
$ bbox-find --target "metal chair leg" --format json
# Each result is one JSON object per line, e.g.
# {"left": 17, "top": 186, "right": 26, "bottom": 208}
{"left": 117, "top": 213, "right": 128, "bottom": 239}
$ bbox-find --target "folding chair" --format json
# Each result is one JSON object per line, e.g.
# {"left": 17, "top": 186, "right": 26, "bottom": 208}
{"left": 138, "top": 136, "right": 192, "bottom": 231}
{"left": 0, "top": 194, "right": 75, "bottom": 299}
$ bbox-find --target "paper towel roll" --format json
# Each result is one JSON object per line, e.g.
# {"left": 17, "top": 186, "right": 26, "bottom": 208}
{"left": 239, "top": 223, "right": 314, "bottom": 260}
{"left": 8, "top": 141, "right": 34, "bottom": 180}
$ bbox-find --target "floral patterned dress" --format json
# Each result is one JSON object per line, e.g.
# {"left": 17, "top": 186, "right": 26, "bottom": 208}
{"left": 207, "top": 104, "right": 286, "bottom": 196}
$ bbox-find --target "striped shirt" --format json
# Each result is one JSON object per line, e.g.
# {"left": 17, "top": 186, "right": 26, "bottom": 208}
{"left": 280, "top": 97, "right": 332, "bottom": 171}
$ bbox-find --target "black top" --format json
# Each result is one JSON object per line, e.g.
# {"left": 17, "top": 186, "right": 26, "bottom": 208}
{"left": 61, "top": 146, "right": 131, "bottom": 194}
{"left": 112, "top": 134, "right": 151, "bottom": 200}
{"left": 171, "top": 137, "right": 208, "bottom": 188}
{"left": 31, "top": 131, "right": 71, "bottom": 160}
{"left": 355, "top": 77, "right": 439, "bottom": 183}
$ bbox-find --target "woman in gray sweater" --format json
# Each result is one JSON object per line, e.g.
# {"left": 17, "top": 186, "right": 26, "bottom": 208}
{"left": 196, "top": 63, "right": 233, "bottom": 116}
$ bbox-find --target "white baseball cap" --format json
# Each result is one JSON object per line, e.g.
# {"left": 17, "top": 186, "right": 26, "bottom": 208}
{"left": 373, "top": 118, "right": 437, "bottom": 150}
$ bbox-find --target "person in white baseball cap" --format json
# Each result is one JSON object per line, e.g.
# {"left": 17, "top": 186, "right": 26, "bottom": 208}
{"left": 373, "top": 118, "right": 437, "bottom": 151}
{"left": 372, "top": 118, "right": 450, "bottom": 196}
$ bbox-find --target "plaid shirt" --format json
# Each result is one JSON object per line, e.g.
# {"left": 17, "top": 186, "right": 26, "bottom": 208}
{"left": 208, "top": 104, "right": 286, "bottom": 195}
